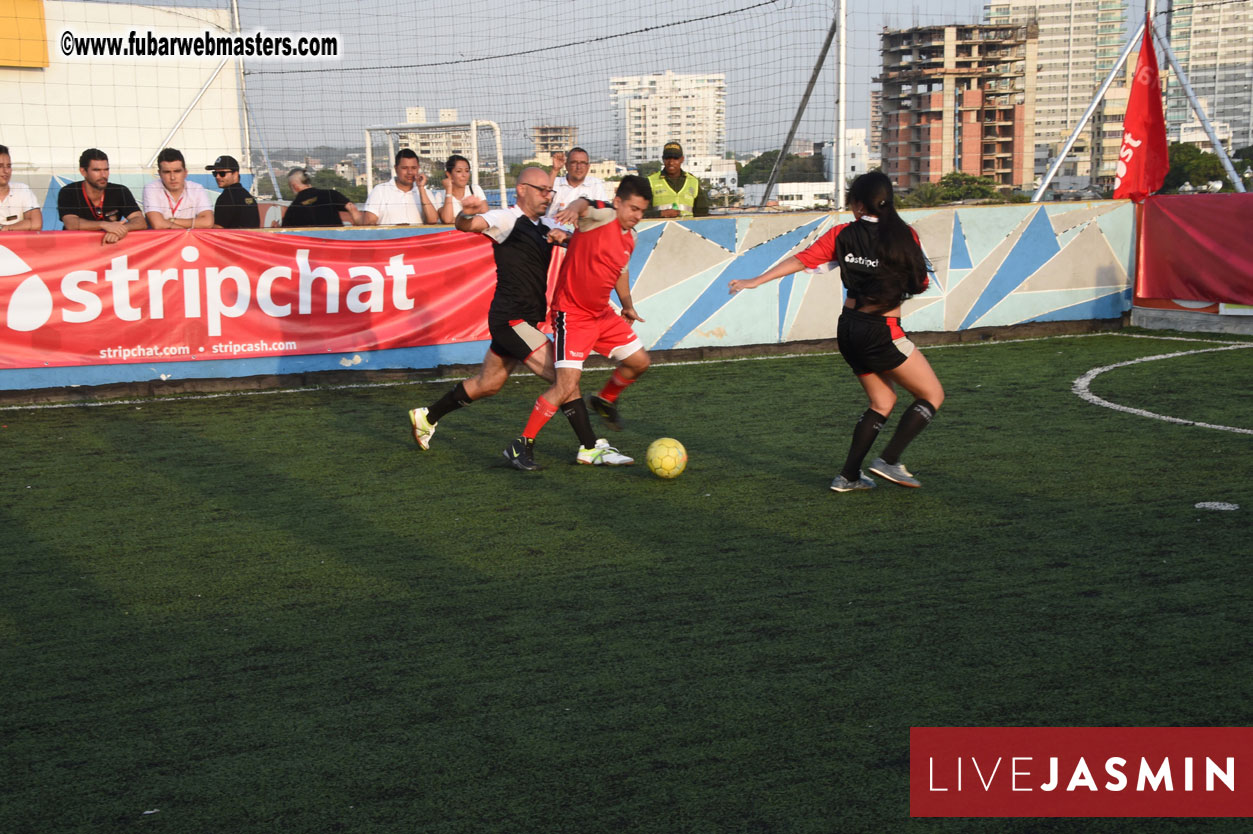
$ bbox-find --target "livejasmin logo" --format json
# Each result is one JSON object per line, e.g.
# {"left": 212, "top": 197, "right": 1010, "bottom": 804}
{"left": 910, "top": 727, "right": 1253, "bottom": 818}
{"left": 928, "top": 754, "right": 1235, "bottom": 793}
{"left": 2, "top": 243, "right": 421, "bottom": 337}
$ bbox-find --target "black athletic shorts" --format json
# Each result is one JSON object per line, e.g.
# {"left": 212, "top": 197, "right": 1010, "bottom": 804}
{"left": 836, "top": 307, "right": 916, "bottom": 376}
{"left": 488, "top": 319, "right": 549, "bottom": 362}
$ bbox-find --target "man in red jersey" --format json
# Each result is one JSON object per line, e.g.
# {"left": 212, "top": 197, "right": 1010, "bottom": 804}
{"left": 502, "top": 175, "right": 654, "bottom": 471}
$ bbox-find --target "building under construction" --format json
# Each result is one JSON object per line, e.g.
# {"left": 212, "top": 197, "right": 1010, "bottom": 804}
{"left": 878, "top": 23, "right": 1038, "bottom": 191}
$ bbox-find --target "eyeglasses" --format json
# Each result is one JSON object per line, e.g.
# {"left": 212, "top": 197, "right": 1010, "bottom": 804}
{"left": 519, "top": 183, "right": 556, "bottom": 196}
{"left": 212, "top": 170, "right": 233, "bottom": 178}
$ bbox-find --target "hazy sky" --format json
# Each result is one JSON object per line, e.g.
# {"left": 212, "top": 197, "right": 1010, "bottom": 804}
{"left": 108, "top": 0, "right": 1143, "bottom": 160}
{"left": 235, "top": 0, "right": 1001, "bottom": 157}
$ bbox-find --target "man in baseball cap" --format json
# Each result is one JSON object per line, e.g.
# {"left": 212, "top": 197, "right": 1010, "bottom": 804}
{"left": 646, "top": 141, "right": 708, "bottom": 218}
{"left": 206, "top": 154, "right": 260, "bottom": 228}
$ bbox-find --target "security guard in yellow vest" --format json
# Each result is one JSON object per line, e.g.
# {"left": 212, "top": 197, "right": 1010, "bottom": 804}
{"left": 646, "top": 141, "right": 709, "bottom": 218}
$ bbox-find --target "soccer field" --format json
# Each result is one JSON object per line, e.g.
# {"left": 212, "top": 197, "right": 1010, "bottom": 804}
{"left": 2, "top": 330, "right": 1250, "bottom": 833}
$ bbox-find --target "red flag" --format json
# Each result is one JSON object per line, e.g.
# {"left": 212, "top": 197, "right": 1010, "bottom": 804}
{"left": 1113, "top": 19, "right": 1168, "bottom": 201}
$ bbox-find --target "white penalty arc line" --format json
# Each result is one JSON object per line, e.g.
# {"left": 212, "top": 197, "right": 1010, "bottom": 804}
{"left": 1073, "top": 343, "right": 1253, "bottom": 435}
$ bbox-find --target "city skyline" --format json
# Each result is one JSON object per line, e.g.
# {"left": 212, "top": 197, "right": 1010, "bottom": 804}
{"left": 238, "top": 0, "right": 995, "bottom": 159}
{"left": 1165, "top": 0, "right": 1253, "bottom": 150}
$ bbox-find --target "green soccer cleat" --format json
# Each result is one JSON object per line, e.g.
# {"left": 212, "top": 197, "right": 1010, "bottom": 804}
{"left": 409, "top": 407, "right": 436, "bottom": 451}
{"left": 576, "top": 438, "right": 634, "bottom": 466}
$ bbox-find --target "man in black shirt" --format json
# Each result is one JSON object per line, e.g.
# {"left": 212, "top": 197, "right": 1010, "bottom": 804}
{"left": 206, "top": 155, "right": 260, "bottom": 229}
{"left": 281, "top": 167, "right": 361, "bottom": 227}
{"left": 58, "top": 148, "right": 146, "bottom": 244}
{"left": 407, "top": 167, "right": 583, "bottom": 464}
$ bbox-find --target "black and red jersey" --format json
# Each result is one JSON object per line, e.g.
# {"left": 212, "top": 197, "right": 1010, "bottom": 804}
{"left": 795, "top": 217, "right": 927, "bottom": 313}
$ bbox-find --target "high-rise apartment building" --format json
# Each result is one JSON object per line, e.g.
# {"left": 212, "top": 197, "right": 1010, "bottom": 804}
{"left": 398, "top": 107, "right": 471, "bottom": 165}
{"left": 609, "top": 71, "right": 726, "bottom": 166}
{"left": 868, "top": 89, "right": 883, "bottom": 160}
{"left": 1090, "top": 49, "right": 1136, "bottom": 190}
{"left": 984, "top": 0, "right": 1126, "bottom": 185}
{"left": 878, "top": 23, "right": 1038, "bottom": 190}
{"left": 531, "top": 125, "right": 578, "bottom": 160}
{"left": 1164, "top": 0, "right": 1253, "bottom": 151}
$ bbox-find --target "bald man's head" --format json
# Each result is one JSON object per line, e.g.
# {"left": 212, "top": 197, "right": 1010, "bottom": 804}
{"left": 515, "top": 166, "right": 554, "bottom": 218}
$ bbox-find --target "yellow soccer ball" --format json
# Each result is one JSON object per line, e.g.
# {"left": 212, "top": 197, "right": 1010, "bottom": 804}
{"left": 646, "top": 437, "right": 687, "bottom": 479}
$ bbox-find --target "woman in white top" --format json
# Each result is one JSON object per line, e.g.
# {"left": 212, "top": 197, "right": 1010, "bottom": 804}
{"left": 437, "top": 154, "right": 486, "bottom": 224}
{"left": 0, "top": 145, "right": 42, "bottom": 231}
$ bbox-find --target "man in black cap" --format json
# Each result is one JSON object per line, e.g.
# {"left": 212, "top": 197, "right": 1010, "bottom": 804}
{"left": 645, "top": 141, "right": 709, "bottom": 218}
{"left": 207, "top": 155, "right": 260, "bottom": 229}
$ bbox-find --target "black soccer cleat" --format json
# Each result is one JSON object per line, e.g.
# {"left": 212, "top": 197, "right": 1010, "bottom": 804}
{"left": 502, "top": 436, "right": 540, "bottom": 471}
{"left": 588, "top": 394, "right": 623, "bottom": 431}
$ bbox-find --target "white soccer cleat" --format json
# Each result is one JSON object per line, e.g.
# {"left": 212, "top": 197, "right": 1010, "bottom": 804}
{"left": 576, "top": 438, "right": 634, "bottom": 466}
{"left": 409, "top": 407, "right": 436, "bottom": 451}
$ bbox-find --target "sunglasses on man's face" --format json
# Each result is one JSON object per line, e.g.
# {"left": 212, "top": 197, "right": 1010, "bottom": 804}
{"left": 212, "top": 171, "right": 233, "bottom": 178}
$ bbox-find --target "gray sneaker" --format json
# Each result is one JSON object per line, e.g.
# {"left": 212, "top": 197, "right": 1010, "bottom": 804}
{"left": 868, "top": 458, "right": 921, "bottom": 488}
{"left": 829, "top": 472, "right": 876, "bottom": 492}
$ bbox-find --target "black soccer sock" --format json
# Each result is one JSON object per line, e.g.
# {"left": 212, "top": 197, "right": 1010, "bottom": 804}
{"left": 840, "top": 409, "right": 887, "bottom": 482}
{"left": 562, "top": 397, "right": 598, "bottom": 449}
{"left": 426, "top": 381, "right": 473, "bottom": 424}
{"left": 879, "top": 399, "right": 937, "bottom": 465}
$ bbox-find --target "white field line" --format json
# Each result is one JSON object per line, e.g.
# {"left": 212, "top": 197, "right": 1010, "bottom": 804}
{"left": 1, "top": 331, "right": 1249, "bottom": 412}
{"left": 1072, "top": 344, "right": 1253, "bottom": 435}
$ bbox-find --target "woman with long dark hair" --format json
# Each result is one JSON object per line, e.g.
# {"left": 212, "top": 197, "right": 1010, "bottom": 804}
{"left": 437, "top": 154, "right": 486, "bottom": 224}
{"left": 729, "top": 171, "right": 944, "bottom": 491}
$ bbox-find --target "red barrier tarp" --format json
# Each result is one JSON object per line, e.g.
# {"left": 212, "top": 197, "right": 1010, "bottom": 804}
{"left": 1137, "top": 193, "right": 1253, "bottom": 306}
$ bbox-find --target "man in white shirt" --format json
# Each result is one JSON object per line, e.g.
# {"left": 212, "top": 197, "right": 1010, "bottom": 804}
{"left": 143, "top": 148, "right": 214, "bottom": 229}
{"left": 0, "top": 144, "right": 42, "bottom": 231}
{"left": 547, "top": 147, "right": 608, "bottom": 229}
{"left": 360, "top": 149, "right": 438, "bottom": 225}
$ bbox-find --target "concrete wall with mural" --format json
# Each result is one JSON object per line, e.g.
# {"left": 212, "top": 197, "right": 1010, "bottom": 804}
{"left": 628, "top": 201, "right": 1135, "bottom": 353}
{"left": 0, "top": 202, "right": 1135, "bottom": 392}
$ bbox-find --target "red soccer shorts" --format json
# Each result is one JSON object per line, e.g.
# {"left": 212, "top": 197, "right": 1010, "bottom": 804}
{"left": 551, "top": 308, "right": 643, "bottom": 370}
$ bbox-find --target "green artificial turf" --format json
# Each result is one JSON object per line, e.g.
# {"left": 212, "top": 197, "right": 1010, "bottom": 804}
{"left": 1, "top": 331, "right": 1250, "bottom": 833}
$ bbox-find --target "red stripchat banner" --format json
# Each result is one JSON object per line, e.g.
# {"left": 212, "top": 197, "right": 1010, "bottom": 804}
{"left": 911, "top": 727, "right": 1253, "bottom": 817}
{"left": 0, "top": 229, "right": 502, "bottom": 369}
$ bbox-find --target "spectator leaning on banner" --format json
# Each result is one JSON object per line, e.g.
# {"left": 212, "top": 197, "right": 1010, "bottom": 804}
{"left": 58, "top": 148, "right": 147, "bottom": 244}
{"left": 360, "top": 148, "right": 438, "bottom": 226}
{"left": 0, "top": 145, "right": 42, "bottom": 231}
{"left": 645, "top": 141, "right": 708, "bottom": 218}
{"left": 282, "top": 167, "right": 362, "bottom": 227}
{"left": 206, "top": 155, "right": 260, "bottom": 229}
{"left": 546, "top": 147, "right": 608, "bottom": 230}
{"left": 143, "top": 148, "right": 214, "bottom": 230}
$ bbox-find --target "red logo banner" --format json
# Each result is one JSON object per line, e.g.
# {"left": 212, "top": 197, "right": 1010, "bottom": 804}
{"left": 911, "top": 727, "right": 1253, "bottom": 817}
{"left": 1112, "top": 20, "right": 1168, "bottom": 202}
{"left": 0, "top": 229, "right": 499, "bottom": 369}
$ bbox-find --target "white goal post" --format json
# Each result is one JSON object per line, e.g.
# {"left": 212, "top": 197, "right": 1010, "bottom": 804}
{"left": 363, "top": 121, "right": 508, "bottom": 209}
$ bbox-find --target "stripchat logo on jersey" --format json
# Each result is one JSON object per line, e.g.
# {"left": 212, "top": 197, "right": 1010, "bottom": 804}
{"left": 910, "top": 727, "right": 1253, "bottom": 818}
{"left": 844, "top": 252, "right": 879, "bottom": 268}
{"left": 0, "top": 231, "right": 499, "bottom": 370}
